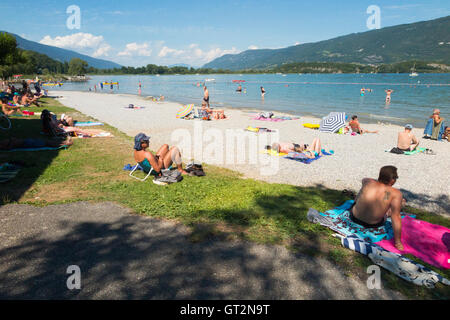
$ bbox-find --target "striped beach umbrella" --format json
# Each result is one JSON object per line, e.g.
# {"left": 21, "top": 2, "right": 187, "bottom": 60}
{"left": 176, "top": 104, "right": 194, "bottom": 119}
{"left": 319, "top": 112, "right": 346, "bottom": 133}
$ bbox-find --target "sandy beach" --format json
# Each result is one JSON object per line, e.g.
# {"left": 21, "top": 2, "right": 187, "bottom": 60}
{"left": 54, "top": 90, "right": 449, "bottom": 215}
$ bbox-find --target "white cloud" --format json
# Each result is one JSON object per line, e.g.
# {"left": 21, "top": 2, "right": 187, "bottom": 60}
{"left": 248, "top": 45, "right": 259, "bottom": 50}
{"left": 40, "top": 33, "right": 105, "bottom": 49}
{"left": 152, "top": 43, "right": 239, "bottom": 65}
{"left": 118, "top": 43, "right": 152, "bottom": 57}
{"left": 93, "top": 44, "right": 112, "bottom": 57}
{"left": 294, "top": 42, "right": 301, "bottom": 46}
{"left": 158, "top": 46, "right": 184, "bottom": 58}
{"left": 39, "top": 33, "right": 113, "bottom": 58}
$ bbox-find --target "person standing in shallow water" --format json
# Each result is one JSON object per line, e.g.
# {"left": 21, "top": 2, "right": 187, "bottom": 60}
{"left": 203, "top": 86, "right": 210, "bottom": 108}
{"left": 385, "top": 89, "right": 394, "bottom": 103}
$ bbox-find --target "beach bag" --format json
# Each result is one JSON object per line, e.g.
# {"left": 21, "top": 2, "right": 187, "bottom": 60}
{"left": 154, "top": 170, "right": 183, "bottom": 184}
{"left": 390, "top": 147, "right": 404, "bottom": 154}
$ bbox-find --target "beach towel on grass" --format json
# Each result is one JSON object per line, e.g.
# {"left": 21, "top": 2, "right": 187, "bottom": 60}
{"left": 335, "top": 234, "right": 449, "bottom": 287}
{"left": 317, "top": 200, "right": 415, "bottom": 243}
{"left": 284, "top": 150, "right": 334, "bottom": 164}
{"left": 376, "top": 217, "right": 450, "bottom": 269}
{"left": 123, "top": 164, "right": 143, "bottom": 171}
{"left": 0, "top": 163, "right": 21, "bottom": 183}
{"left": 314, "top": 201, "right": 449, "bottom": 269}
{"left": 3, "top": 145, "right": 67, "bottom": 152}
{"left": 74, "top": 121, "right": 104, "bottom": 127}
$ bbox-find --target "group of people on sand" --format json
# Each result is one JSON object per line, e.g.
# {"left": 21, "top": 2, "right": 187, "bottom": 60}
{"left": 201, "top": 86, "right": 226, "bottom": 120}
{"left": 392, "top": 108, "right": 447, "bottom": 153}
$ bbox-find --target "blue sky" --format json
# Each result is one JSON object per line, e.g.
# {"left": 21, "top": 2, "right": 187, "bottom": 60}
{"left": 0, "top": 0, "right": 449, "bottom": 67}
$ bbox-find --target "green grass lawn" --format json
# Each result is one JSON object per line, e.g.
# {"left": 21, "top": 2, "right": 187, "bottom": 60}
{"left": 1, "top": 97, "right": 449, "bottom": 299}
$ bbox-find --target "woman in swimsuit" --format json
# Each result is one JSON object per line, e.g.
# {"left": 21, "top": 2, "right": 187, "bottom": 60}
{"left": 385, "top": 89, "right": 393, "bottom": 103}
{"left": 267, "top": 138, "right": 323, "bottom": 159}
{"left": 134, "top": 133, "right": 187, "bottom": 175}
{"left": 261, "top": 86, "right": 266, "bottom": 98}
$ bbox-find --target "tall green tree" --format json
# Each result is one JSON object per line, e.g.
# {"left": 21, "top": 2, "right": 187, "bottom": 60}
{"left": 68, "top": 58, "right": 88, "bottom": 75}
{"left": 0, "top": 32, "right": 22, "bottom": 79}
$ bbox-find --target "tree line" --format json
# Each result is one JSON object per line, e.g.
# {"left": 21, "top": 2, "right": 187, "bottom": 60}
{"left": 1, "top": 32, "right": 447, "bottom": 80}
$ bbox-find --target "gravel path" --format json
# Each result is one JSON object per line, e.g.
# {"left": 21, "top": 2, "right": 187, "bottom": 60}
{"left": 0, "top": 202, "right": 405, "bottom": 299}
{"left": 56, "top": 91, "right": 449, "bottom": 215}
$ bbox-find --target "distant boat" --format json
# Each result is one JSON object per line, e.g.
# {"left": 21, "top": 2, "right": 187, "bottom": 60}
{"left": 205, "top": 79, "right": 215, "bottom": 82}
{"left": 410, "top": 63, "right": 419, "bottom": 77}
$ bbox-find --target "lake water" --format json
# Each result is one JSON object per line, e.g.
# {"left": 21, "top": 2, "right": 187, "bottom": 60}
{"left": 49, "top": 73, "right": 450, "bottom": 126}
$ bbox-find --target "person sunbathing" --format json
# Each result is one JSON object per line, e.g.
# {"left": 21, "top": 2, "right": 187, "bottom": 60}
{"left": 351, "top": 166, "right": 404, "bottom": 250}
{"left": 397, "top": 124, "right": 419, "bottom": 152}
{"left": 1, "top": 97, "right": 23, "bottom": 116}
{"left": 133, "top": 133, "right": 187, "bottom": 175}
{"left": 41, "top": 109, "right": 107, "bottom": 138}
{"left": 22, "top": 92, "right": 40, "bottom": 107}
{"left": 268, "top": 138, "right": 323, "bottom": 158}
{"left": 348, "top": 115, "right": 378, "bottom": 134}
{"left": 13, "top": 93, "right": 22, "bottom": 106}
{"left": 0, "top": 136, "right": 72, "bottom": 150}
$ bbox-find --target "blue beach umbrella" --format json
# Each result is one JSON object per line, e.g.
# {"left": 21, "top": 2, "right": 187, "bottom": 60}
{"left": 319, "top": 112, "right": 346, "bottom": 133}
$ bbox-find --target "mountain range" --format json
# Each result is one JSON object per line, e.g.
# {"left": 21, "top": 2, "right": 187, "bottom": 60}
{"left": 3, "top": 32, "right": 122, "bottom": 69}
{"left": 203, "top": 15, "right": 450, "bottom": 70}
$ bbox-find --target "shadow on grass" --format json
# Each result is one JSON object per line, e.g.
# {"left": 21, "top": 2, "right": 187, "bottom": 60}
{"left": 400, "top": 188, "right": 450, "bottom": 217}
{"left": 0, "top": 116, "right": 64, "bottom": 205}
{"left": 0, "top": 202, "right": 401, "bottom": 300}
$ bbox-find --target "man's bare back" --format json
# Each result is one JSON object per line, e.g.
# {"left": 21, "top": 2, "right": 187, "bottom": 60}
{"left": 353, "top": 179, "right": 401, "bottom": 225}
{"left": 352, "top": 168, "right": 404, "bottom": 250}
{"left": 397, "top": 129, "right": 418, "bottom": 151}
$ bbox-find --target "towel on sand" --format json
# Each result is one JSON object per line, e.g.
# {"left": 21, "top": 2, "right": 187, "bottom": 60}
{"left": 252, "top": 116, "right": 285, "bottom": 122}
{"left": 386, "top": 147, "right": 426, "bottom": 155}
{"left": 284, "top": 149, "right": 334, "bottom": 164}
{"left": 261, "top": 149, "right": 287, "bottom": 157}
{"left": 377, "top": 217, "right": 450, "bottom": 269}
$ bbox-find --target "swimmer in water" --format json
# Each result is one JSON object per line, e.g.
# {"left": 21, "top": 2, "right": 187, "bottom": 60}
{"left": 261, "top": 86, "right": 266, "bottom": 98}
{"left": 236, "top": 84, "right": 242, "bottom": 92}
{"left": 385, "top": 89, "right": 394, "bottom": 103}
{"left": 360, "top": 88, "right": 365, "bottom": 96}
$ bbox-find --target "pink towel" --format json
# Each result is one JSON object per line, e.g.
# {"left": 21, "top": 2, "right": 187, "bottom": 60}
{"left": 252, "top": 117, "right": 285, "bottom": 122}
{"left": 376, "top": 216, "right": 450, "bottom": 269}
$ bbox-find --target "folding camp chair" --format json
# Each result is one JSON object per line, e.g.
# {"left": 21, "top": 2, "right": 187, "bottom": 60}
{"left": 129, "top": 163, "right": 154, "bottom": 181}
